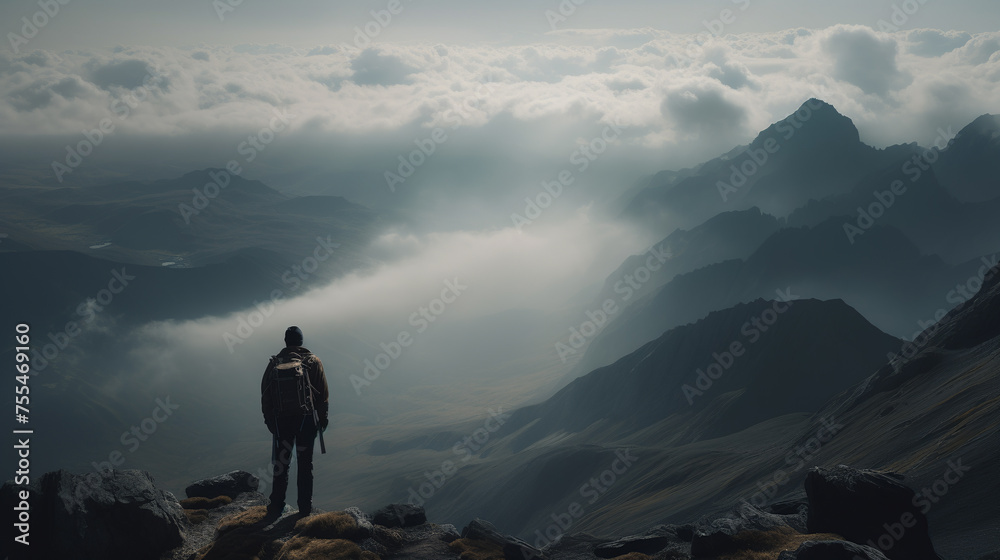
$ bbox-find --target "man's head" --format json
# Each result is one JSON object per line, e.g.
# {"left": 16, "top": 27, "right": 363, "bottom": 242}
{"left": 284, "top": 326, "right": 304, "bottom": 347}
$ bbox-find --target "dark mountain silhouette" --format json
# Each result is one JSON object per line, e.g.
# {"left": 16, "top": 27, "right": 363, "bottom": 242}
{"left": 786, "top": 157, "right": 1000, "bottom": 264}
{"left": 573, "top": 218, "right": 982, "bottom": 375}
{"left": 369, "top": 297, "right": 899, "bottom": 536}
{"left": 0, "top": 168, "right": 376, "bottom": 268}
{"left": 362, "top": 263, "right": 1000, "bottom": 560}
{"left": 0, "top": 169, "right": 377, "bottom": 333}
{"left": 589, "top": 207, "right": 780, "bottom": 312}
{"left": 933, "top": 113, "right": 1000, "bottom": 202}
{"left": 507, "top": 298, "right": 899, "bottom": 449}
{"left": 622, "top": 99, "right": 918, "bottom": 229}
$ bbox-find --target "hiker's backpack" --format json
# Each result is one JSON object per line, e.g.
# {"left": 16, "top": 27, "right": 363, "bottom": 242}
{"left": 268, "top": 352, "right": 318, "bottom": 417}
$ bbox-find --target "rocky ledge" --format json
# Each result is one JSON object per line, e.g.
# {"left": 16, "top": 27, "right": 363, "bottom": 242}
{"left": 0, "top": 464, "right": 947, "bottom": 560}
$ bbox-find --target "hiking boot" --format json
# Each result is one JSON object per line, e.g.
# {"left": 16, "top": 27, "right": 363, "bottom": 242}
{"left": 260, "top": 504, "right": 284, "bottom": 524}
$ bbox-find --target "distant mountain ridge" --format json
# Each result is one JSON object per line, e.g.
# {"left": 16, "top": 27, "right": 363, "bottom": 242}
{"left": 622, "top": 99, "right": 921, "bottom": 229}
{"left": 0, "top": 169, "right": 378, "bottom": 333}
{"left": 0, "top": 168, "right": 376, "bottom": 267}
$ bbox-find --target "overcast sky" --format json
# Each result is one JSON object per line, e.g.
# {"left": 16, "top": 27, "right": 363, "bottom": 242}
{"left": 3, "top": 0, "right": 1000, "bottom": 48}
{"left": 2, "top": 0, "right": 999, "bottom": 221}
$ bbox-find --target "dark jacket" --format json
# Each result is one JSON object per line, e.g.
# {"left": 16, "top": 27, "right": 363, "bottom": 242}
{"left": 261, "top": 346, "right": 329, "bottom": 425}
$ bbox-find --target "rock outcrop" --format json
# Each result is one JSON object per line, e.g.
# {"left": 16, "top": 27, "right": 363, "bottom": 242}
{"left": 185, "top": 469, "right": 260, "bottom": 499}
{"left": 0, "top": 469, "right": 186, "bottom": 560}
{"left": 2, "top": 464, "right": 951, "bottom": 560}
{"left": 805, "top": 465, "right": 942, "bottom": 560}
{"left": 690, "top": 500, "right": 807, "bottom": 557}
{"left": 372, "top": 502, "right": 428, "bottom": 528}
{"left": 777, "top": 539, "right": 891, "bottom": 560}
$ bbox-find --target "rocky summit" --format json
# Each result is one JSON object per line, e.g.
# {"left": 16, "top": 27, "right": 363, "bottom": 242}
{"left": 0, "top": 464, "right": 951, "bottom": 560}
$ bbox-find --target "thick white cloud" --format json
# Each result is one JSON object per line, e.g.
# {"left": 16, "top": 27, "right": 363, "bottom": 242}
{"left": 822, "top": 25, "right": 911, "bottom": 97}
{"left": 661, "top": 80, "right": 749, "bottom": 137}
{"left": 0, "top": 26, "right": 998, "bottom": 163}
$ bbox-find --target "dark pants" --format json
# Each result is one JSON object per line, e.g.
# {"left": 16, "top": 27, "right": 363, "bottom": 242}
{"left": 269, "top": 414, "right": 318, "bottom": 512}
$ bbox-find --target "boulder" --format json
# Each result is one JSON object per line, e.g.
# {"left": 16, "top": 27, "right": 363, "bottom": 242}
{"left": 593, "top": 524, "right": 685, "bottom": 558}
{"left": 184, "top": 469, "right": 259, "bottom": 499}
{"left": 804, "top": 465, "right": 941, "bottom": 560}
{"left": 372, "top": 503, "right": 427, "bottom": 528}
{"left": 461, "top": 518, "right": 544, "bottom": 560}
{"left": 777, "top": 540, "right": 891, "bottom": 560}
{"left": 438, "top": 523, "right": 461, "bottom": 542}
{"left": 344, "top": 506, "right": 375, "bottom": 539}
{"left": 691, "top": 500, "right": 794, "bottom": 557}
{"left": 1, "top": 469, "right": 185, "bottom": 560}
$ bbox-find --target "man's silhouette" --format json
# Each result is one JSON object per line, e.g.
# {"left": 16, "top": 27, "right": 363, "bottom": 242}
{"left": 261, "top": 326, "right": 329, "bottom": 519}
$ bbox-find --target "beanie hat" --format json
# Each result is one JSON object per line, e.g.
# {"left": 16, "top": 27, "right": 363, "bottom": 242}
{"left": 284, "top": 326, "right": 304, "bottom": 346}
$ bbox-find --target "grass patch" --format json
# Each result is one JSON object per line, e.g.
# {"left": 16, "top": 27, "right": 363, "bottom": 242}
{"left": 294, "top": 511, "right": 363, "bottom": 540}
{"left": 184, "top": 509, "right": 210, "bottom": 525}
{"left": 448, "top": 538, "right": 504, "bottom": 560}
{"left": 716, "top": 527, "right": 843, "bottom": 560}
{"left": 278, "top": 536, "right": 380, "bottom": 560}
{"left": 217, "top": 505, "right": 268, "bottom": 533}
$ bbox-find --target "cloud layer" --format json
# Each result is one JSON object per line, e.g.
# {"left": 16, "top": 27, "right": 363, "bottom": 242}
{"left": 2, "top": 26, "right": 998, "bottom": 151}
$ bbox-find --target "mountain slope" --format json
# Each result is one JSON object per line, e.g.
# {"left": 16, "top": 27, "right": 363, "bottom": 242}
{"left": 575, "top": 218, "right": 972, "bottom": 375}
{"left": 933, "top": 113, "right": 1000, "bottom": 202}
{"left": 504, "top": 298, "right": 900, "bottom": 450}
{"left": 0, "top": 168, "right": 377, "bottom": 268}
{"left": 369, "top": 297, "right": 900, "bottom": 537}
{"left": 622, "top": 99, "right": 917, "bottom": 229}
{"left": 786, "top": 160, "right": 1000, "bottom": 264}
{"left": 590, "top": 207, "right": 780, "bottom": 312}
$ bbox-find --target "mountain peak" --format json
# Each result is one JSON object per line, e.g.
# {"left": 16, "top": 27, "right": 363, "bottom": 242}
{"left": 950, "top": 113, "right": 1000, "bottom": 144}
{"left": 799, "top": 97, "right": 836, "bottom": 112}
{"left": 751, "top": 97, "right": 861, "bottom": 150}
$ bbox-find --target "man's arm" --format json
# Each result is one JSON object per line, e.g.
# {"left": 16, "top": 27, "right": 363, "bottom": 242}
{"left": 311, "top": 357, "right": 329, "bottom": 419}
{"left": 261, "top": 359, "right": 275, "bottom": 431}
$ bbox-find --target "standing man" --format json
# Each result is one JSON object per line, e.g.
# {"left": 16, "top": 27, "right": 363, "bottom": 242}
{"left": 261, "top": 326, "right": 329, "bottom": 519}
